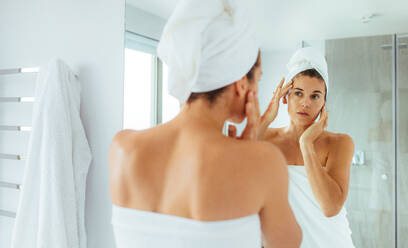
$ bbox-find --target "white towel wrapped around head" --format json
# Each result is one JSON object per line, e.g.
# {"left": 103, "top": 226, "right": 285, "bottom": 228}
{"left": 157, "top": 0, "right": 259, "bottom": 104}
{"left": 284, "top": 47, "right": 329, "bottom": 94}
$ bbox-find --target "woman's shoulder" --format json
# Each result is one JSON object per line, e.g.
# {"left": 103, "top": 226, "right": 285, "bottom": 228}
{"left": 263, "top": 127, "right": 285, "bottom": 141}
{"left": 111, "top": 124, "right": 171, "bottom": 151}
{"left": 323, "top": 131, "right": 354, "bottom": 149}
{"left": 222, "top": 138, "right": 286, "bottom": 173}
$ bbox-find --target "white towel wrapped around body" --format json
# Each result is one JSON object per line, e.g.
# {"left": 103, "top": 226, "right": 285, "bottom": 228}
{"left": 288, "top": 165, "right": 355, "bottom": 248}
{"left": 112, "top": 204, "right": 262, "bottom": 248}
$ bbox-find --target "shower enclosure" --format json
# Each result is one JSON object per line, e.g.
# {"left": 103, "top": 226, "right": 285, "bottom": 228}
{"left": 325, "top": 34, "right": 407, "bottom": 248}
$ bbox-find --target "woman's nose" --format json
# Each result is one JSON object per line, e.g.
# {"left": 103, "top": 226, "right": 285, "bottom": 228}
{"left": 300, "top": 98, "right": 311, "bottom": 108}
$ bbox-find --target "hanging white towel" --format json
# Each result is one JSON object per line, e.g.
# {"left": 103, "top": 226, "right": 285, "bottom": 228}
{"left": 11, "top": 59, "right": 92, "bottom": 248}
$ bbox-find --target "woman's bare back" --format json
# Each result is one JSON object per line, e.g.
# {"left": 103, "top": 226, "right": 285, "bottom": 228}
{"left": 109, "top": 122, "right": 302, "bottom": 247}
{"left": 110, "top": 123, "right": 274, "bottom": 221}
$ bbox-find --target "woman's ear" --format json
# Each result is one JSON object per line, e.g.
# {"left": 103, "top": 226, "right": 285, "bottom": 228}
{"left": 233, "top": 76, "right": 248, "bottom": 98}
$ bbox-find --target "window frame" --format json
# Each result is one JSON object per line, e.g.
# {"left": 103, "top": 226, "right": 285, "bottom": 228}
{"left": 124, "top": 31, "right": 164, "bottom": 127}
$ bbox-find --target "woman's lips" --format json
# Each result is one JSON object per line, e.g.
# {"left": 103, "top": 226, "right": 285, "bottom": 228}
{"left": 296, "top": 112, "right": 309, "bottom": 116}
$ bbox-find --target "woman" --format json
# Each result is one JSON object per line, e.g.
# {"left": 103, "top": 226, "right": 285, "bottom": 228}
{"left": 109, "top": 0, "right": 301, "bottom": 247}
{"left": 254, "top": 47, "right": 355, "bottom": 247}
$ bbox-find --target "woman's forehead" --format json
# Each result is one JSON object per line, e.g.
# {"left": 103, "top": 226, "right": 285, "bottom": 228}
{"left": 293, "top": 76, "right": 326, "bottom": 91}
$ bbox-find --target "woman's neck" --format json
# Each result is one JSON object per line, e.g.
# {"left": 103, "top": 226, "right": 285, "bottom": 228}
{"left": 175, "top": 99, "right": 230, "bottom": 133}
{"left": 284, "top": 120, "right": 313, "bottom": 142}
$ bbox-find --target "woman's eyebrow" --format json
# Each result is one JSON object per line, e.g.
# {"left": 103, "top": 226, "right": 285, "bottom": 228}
{"left": 294, "top": 88, "right": 322, "bottom": 94}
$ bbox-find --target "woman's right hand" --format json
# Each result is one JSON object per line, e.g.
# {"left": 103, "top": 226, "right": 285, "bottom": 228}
{"left": 228, "top": 77, "right": 293, "bottom": 140}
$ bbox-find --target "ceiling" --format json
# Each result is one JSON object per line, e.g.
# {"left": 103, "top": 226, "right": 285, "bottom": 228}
{"left": 127, "top": 0, "right": 408, "bottom": 51}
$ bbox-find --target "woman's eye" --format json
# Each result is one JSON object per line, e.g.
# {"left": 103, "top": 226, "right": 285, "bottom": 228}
{"left": 312, "top": 95, "right": 319, "bottom": 99}
{"left": 295, "top": 92, "right": 302, "bottom": 96}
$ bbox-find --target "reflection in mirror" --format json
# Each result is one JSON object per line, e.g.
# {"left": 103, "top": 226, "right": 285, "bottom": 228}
{"left": 119, "top": 1, "right": 408, "bottom": 247}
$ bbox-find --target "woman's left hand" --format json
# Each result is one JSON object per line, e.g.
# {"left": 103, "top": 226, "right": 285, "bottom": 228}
{"left": 228, "top": 78, "right": 293, "bottom": 140}
{"left": 299, "top": 105, "right": 330, "bottom": 146}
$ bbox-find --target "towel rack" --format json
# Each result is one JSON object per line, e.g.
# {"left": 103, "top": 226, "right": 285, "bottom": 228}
{"left": 0, "top": 66, "right": 78, "bottom": 78}
{"left": 0, "top": 125, "right": 32, "bottom": 132}
{"left": 0, "top": 66, "right": 40, "bottom": 221}
{"left": 0, "top": 97, "right": 35, "bottom": 103}
{"left": 0, "top": 181, "right": 21, "bottom": 190}
{"left": 0, "top": 153, "right": 23, "bottom": 160}
{"left": 0, "top": 67, "right": 39, "bottom": 75}
{"left": 0, "top": 182, "right": 21, "bottom": 218}
{"left": 0, "top": 210, "right": 16, "bottom": 218}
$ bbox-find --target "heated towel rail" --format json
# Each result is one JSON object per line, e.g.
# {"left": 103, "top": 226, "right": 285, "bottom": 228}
{"left": 0, "top": 67, "right": 38, "bottom": 218}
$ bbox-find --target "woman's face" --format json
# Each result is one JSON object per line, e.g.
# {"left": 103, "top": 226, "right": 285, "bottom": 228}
{"left": 285, "top": 75, "right": 326, "bottom": 125}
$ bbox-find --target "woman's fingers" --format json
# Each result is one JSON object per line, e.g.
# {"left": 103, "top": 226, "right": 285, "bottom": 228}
{"left": 279, "top": 81, "right": 294, "bottom": 98}
{"left": 319, "top": 106, "right": 329, "bottom": 128}
{"left": 324, "top": 110, "right": 330, "bottom": 128}
{"left": 246, "top": 91, "right": 259, "bottom": 126}
{"left": 247, "top": 102, "right": 258, "bottom": 128}
{"left": 254, "top": 92, "right": 260, "bottom": 116}
{"left": 277, "top": 77, "right": 285, "bottom": 89}
{"left": 319, "top": 105, "right": 326, "bottom": 121}
{"left": 228, "top": 124, "right": 237, "bottom": 138}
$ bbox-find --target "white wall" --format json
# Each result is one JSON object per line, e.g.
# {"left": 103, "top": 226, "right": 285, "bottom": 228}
{"left": 0, "top": 0, "right": 125, "bottom": 247}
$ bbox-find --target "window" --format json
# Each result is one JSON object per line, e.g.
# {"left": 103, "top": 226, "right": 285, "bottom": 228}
{"left": 123, "top": 48, "right": 154, "bottom": 130}
{"left": 123, "top": 31, "right": 180, "bottom": 130}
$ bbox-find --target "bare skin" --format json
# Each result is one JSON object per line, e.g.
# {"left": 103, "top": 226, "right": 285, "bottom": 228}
{"left": 109, "top": 59, "right": 302, "bottom": 248}
{"left": 262, "top": 75, "right": 355, "bottom": 217}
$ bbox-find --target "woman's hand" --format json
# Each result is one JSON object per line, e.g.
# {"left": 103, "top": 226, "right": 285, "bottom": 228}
{"left": 228, "top": 77, "right": 293, "bottom": 140}
{"left": 299, "top": 105, "right": 330, "bottom": 147}
{"left": 258, "top": 78, "right": 293, "bottom": 138}
{"left": 228, "top": 90, "right": 259, "bottom": 140}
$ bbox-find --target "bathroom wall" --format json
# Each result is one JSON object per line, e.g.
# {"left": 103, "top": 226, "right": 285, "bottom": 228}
{"left": 0, "top": 0, "right": 125, "bottom": 247}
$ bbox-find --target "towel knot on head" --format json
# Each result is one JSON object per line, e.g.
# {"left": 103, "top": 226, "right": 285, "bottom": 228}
{"left": 285, "top": 47, "right": 329, "bottom": 94}
{"left": 287, "top": 59, "right": 314, "bottom": 73}
{"left": 157, "top": 0, "right": 259, "bottom": 104}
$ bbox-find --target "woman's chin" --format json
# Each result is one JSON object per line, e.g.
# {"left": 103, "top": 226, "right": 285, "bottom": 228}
{"left": 293, "top": 117, "right": 314, "bottom": 126}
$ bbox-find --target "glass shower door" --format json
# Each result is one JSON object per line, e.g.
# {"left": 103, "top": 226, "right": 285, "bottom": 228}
{"left": 397, "top": 34, "right": 408, "bottom": 247}
{"left": 325, "top": 34, "right": 395, "bottom": 247}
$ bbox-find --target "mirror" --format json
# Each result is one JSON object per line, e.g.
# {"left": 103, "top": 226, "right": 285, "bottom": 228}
{"left": 122, "top": 0, "right": 408, "bottom": 247}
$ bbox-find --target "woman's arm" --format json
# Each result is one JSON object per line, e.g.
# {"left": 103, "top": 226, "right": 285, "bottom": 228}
{"left": 299, "top": 108, "right": 355, "bottom": 217}
{"left": 300, "top": 134, "right": 354, "bottom": 217}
